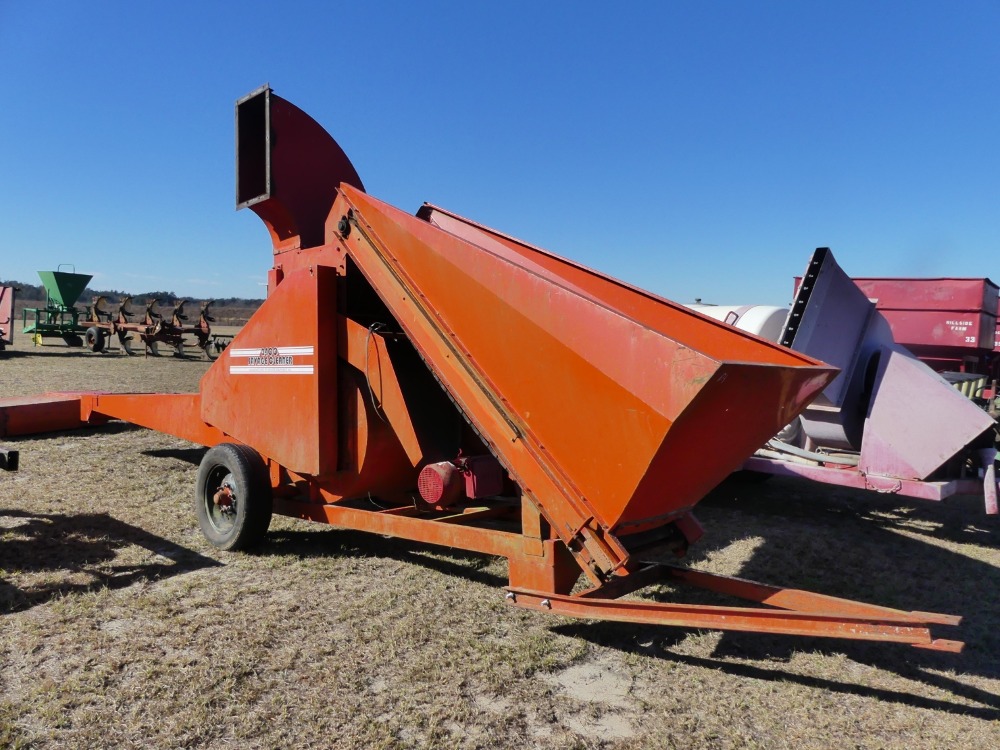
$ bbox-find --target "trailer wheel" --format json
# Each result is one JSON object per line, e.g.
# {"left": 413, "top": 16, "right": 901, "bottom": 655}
{"left": 85, "top": 326, "right": 106, "bottom": 353}
{"left": 63, "top": 333, "right": 83, "bottom": 347}
{"left": 195, "top": 443, "right": 272, "bottom": 551}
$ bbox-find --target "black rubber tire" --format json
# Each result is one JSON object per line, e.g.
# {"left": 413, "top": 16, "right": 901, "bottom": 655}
{"left": 63, "top": 333, "right": 84, "bottom": 347}
{"left": 85, "top": 326, "right": 106, "bottom": 353}
{"left": 203, "top": 341, "right": 219, "bottom": 361}
{"left": 194, "top": 443, "right": 272, "bottom": 551}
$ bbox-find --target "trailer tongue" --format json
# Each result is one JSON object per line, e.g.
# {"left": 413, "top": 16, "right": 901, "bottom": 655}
{"left": 0, "top": 85, "right": 962, "bottom": 652}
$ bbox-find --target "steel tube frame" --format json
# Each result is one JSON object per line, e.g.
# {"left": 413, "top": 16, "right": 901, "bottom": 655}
{"left": 505, "top": 587, "right": 962, "bottom": 652}
{"left": 270, "top": 496, "right": 961, "bottom": 651}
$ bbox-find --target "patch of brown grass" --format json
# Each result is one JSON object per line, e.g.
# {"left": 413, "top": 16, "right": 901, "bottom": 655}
{"left": 3, "top": 345, "right": 1000, "bottom": 748}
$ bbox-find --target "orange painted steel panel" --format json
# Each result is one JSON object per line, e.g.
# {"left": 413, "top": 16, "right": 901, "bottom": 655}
{"left": 0, "top": 393, "right": 91, "bottom": 437}
{"left": 81, "top": 393, "right": 227, "bottom": 447}
{"left": 337, "top": 314, "right": 427, "bottom": 467}
{"left": 422, "top": 205, "right": 816, "bottom": 363}
{"left": 199, "top": 265, "right": 418, "bottom": 499}
{"left": 200, "top": 267, "right": 338, "bottom": 476}
{"left": 0, "top": 392, "right": 226, "bottom": 447}
{"left": 337, "top": 186, "right": 835, "bottom": 554}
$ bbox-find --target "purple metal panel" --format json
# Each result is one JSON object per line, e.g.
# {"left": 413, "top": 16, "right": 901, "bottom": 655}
{"left": 859, "top": 349, "right": 995, "bottom": 480}
{"left": 784, "top": 249, "right": 879, "bottom": 408}
{"left": 783, "top": 248, "right": 893, "bottom": 449}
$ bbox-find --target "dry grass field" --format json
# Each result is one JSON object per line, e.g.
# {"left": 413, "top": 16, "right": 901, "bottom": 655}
{"left": 3, "top": 341, "right": 1000, "bottom": 748}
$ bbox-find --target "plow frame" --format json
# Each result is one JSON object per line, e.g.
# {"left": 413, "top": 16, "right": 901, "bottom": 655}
{"left": 79, "top": 296, "right": 229, "bottom": 359}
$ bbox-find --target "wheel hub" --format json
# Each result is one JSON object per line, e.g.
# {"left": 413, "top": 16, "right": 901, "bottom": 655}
{"left": 213, "top": 477, "right": 237, "bottom": 517}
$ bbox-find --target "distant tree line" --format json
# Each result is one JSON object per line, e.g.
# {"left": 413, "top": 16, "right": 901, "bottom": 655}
{"left": 0, "top": 279, "right": 263, "bottom": 308}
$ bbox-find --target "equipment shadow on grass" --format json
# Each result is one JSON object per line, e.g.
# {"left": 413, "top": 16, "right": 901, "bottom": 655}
{"left": 0, "top": 508, "right": 221, "bottom": 614}
{"left": 258, "top": 526, "right": 507, "bottom": 589}
{"left": 0, "top": 350, "right": 98, "bottom": 359}
{"left": 556, "top": 619, "right": 1000, "bottom": 721}
{"left": 141, "top": 446, "right": 207, "bottom": 465}
{"left": 707, "top": 473, "right": 1000, "bottom": 548}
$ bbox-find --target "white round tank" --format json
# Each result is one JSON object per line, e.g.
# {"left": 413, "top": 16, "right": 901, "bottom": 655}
{"left": 685, "top": 304, "right": 789, "bottom": 343}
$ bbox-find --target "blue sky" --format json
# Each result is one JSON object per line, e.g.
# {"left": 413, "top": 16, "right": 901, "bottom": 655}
{"left": 2, "top": 2, "right": 998, "bottom": 304}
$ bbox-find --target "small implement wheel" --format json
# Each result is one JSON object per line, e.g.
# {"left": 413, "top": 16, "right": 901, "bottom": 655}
{"left": 85, "top": 326, "right": 106, "bottom": 353}
{"left": 195, "top": 443, "right": 272, "bottom": 551}
{"left": 63, "top": 333, "right": 83, "bottom": 347}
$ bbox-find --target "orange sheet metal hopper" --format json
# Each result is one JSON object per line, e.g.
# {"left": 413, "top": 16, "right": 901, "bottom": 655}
{"left": 330, "top": 186, "right": 833, "bottom": 543}
{"left": 0, "top": 86, "right": 963, "bottom": 652}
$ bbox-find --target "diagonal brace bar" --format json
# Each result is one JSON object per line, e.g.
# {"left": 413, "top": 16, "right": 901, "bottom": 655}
{"left": 504, "top": 587, "right": 962, "bottom": 652}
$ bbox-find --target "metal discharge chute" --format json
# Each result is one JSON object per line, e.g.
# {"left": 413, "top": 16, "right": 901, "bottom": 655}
{"left": 0, "top": 86, "right": 963, "bottom": 652}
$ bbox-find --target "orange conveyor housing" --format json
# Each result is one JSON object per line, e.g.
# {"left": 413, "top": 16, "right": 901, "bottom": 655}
{"left": 0, "top": 86, "right": 963, "bottom": 652}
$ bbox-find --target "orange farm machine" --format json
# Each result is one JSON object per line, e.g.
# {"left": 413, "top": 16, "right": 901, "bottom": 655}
{"left": 0, "top": 86, "right": 964, "bottom": 653}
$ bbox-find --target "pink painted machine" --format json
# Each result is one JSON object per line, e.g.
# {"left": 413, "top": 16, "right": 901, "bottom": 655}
{"left": 743, "top": 248, "right": 999, "bottom": 513}
{"left": 0, "top": 284, "right": 14, "bottom": 351}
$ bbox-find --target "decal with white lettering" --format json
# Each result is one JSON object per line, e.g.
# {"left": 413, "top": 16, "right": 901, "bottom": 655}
{"left": 228, "top": 346, "right": 315, "bottom": 375}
